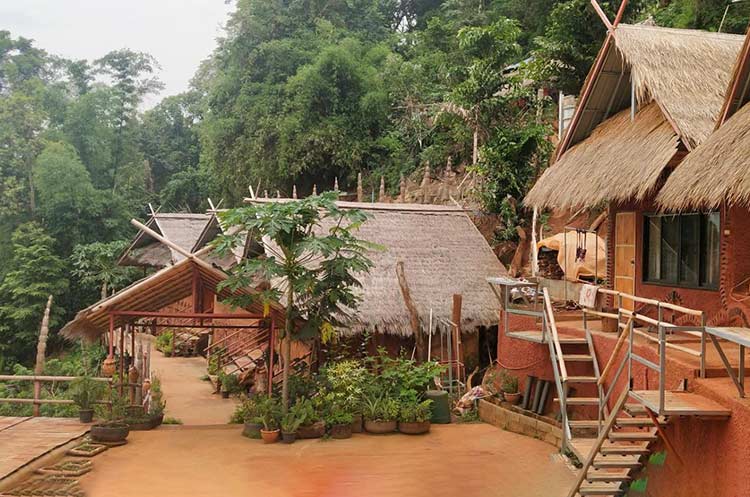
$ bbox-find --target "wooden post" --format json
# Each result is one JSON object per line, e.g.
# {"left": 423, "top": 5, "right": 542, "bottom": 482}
{"left": 119, "top": 326, "right": 125, "bottom": 395}
{"left": 452, "top": 294, "right": 463, "bottom": 380}
{"left": 268, "top": 317, "right": 275, "bottom": 396}
{"left": 396, "top": 261, "right": 424, "bottom": 361}
{"left": 357, "top": 173, "right": 363, "bottom": 202}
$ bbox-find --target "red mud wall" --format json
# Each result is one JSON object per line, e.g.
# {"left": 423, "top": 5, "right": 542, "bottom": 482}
{"left": 497, "top": 314, "right": 750, "bottom": 497}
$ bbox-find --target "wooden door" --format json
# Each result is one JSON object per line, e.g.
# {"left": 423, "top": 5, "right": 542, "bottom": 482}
{"left": 614, "top": 212, "right": 636, "bottom": 310}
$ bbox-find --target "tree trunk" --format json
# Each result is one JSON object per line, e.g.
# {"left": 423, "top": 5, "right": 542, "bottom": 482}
{"left": 281, "top": 286, "right": 294, "bottom": 413}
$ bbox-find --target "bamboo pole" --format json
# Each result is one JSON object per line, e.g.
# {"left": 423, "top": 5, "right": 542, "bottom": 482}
{"left": 32, "top": 295, "right": 53, "bottom": 416}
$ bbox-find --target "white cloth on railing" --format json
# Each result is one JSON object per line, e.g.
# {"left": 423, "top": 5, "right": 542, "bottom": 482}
{"left": 580, "top": 284, "right": 599, "bottom": 308}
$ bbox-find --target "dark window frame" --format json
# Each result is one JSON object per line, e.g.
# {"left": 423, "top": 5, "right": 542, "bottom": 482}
{"left": 642, "top": 212, "right": 720, "bottom": 290}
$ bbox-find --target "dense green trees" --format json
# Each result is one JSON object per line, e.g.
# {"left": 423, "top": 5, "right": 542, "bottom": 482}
{"left": 2, "top": 1, "right": 748, "bottom": 369}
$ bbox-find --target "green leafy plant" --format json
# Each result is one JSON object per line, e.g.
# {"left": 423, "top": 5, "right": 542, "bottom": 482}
{"left": 208, "top": 349, "right": 224, "bottom": 376}
{"left": 253, "top": 395, "right": 281, "bottom": 431}
{"left": 148, "top": 375, "right": 166, "bottom": 417}
{"left": 280, "top": 400, "right": 308, "bottom": 433}
{"left": 293, "top": 398, "right": 322, "bottom": 425}
{"left": 220, "top": 373, "right": 240, "bottom": 394}
{"left": 69, "top": 375, "right": 105, "bottom": 410}
{"left": 501, "top": 374, "right": 519, "bottom": 394}
{"left": 321, "top": 360, "right": 367, "bottom": 415}
{"left": 214, "top": 192, "right": 376, "bottom": 412}
{"left": 362, "top": 393, "right": 399, "bottom": 422}
{"left": 325, "top": 402, "right": 354, "bottom": 427}
{"left": 398, "top": 398, "right": 433, "bottom": 423}
{"left": 163, "top": 417, "right": 183, "bottom": 425}
{"left": 231, "top": 396, "right": 260, "bottom": 424}
{"left": 156, "top": 331, "right": 173, "bottom": 355}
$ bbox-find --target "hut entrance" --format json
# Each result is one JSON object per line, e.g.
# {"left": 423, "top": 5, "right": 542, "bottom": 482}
{"left": 614, "top": 212, "right": 636, "bottom": 309}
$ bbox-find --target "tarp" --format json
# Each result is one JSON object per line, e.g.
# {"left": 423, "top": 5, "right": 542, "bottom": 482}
{"left": 537, "top": 232, "right": 606, "bottom": 282}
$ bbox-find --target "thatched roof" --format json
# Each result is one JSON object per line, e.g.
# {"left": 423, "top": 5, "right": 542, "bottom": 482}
{"left": 248, "top": 199, "right": 507, "bottom": 336}
{"left": 119, "top": 213, "right": 211, "bottom": 268}
{"left": 560, "top": 24, "right": 743, "bottom": 154}
{"left": 616, "top": 24, "right": 743, "bottom": 149}
{"left": 61, "top": 258, "right": 285, "bottom": 340}
{"left": 528, "top": 24, "right": 743, "bottom": 210}
{"left": 526, "top": 103, "right": 678, "bottom": 210}
{"left": 656, "top": 28, "right": 750, "bottom": 211}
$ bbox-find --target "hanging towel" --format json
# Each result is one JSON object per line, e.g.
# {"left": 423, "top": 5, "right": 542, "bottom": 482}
{"left": 580, "top": 284, "right": 599, "bottom": 308}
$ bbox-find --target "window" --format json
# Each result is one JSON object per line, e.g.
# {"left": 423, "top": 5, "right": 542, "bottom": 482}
{"left": 643, "top": 212, "right": 720, "bottom": 288}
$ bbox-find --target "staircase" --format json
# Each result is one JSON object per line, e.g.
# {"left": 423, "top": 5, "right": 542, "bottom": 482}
{"left": 543, "top": 288, "right": 604, "bottom": 449}
{"left": 566, "top": 389, "right": 669, "bottom": 497}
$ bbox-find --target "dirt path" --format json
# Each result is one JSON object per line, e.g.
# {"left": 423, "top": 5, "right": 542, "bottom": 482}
{"left": 150, "top": 352, "right": 237, "bottom": 425}
{"left": 79, "top": 423, "right": 574, "bottom": 497}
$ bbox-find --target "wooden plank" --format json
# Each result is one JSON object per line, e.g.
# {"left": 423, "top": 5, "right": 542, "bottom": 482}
{"left": 705, "top": 327, "right": 750, "bottom": 348}
{"left": 0, "top": 417, "right": 89, "bottom": 481}
{"left": 630, "top": 391, "right": 731, "bottom": 416}
{"left": 507, "top": 330, "right": 545, "bottom": 343}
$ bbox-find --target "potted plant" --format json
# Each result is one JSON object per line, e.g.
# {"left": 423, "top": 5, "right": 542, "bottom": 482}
{"left": 70, "top": 375, "right": 105, "bottom": 423}
{"left": 254, "top": 396, "right": 281, "bottom": 444}
{"left": 398, "top": 398, "right": 433, "bottom": 435}
{"left": 326, "top": 404, "right": 354, "bottom": 439}
{"left": 220, "top": 373, "right": 239, "bottom": 399}
{"left": 280, "top": 401, "right": 307, "bottom": 444}
{"left": 295, "top": 398, "right": 325, "bottom": 439}
{"left": 363, "top": 394, "right": 398, "bottom": 434}
{"left": 90, "top": 388, "right": 130, "bottom": 444}
{"left": 148, "top": 375, "right": 166, "bottom": 428}
{"left": 502, "top": 374, "right": 521, "bottom": 405}
{"left": 235, "top": 397, "right": 262, "bottom": 439}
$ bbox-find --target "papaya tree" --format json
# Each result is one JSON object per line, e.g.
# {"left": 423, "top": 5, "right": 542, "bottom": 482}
{"left": 212, "top": 192, "right": 375, "bottom": 411}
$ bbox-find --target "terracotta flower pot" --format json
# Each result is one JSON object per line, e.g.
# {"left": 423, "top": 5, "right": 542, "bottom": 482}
{"left": 330, "top": 423, "right": 352, "bottom": 439}
{"left": 90, "top": 423, "right": 130, "bottom": 443}
{"left": 351, "top": 414, "right": 363, "bottom": 433}
{"left": 79, "top": 409, "right": 94, "bottom": 424}
{"left": 243, "top": 422, "right": 262, "bottom": 439}
{"left": 364, "top": 419, "right": 397, "bottom": 434}
{"left": 504, "top": 392, "right": 521, "bottom": 405}
{"left": 260, "top": 429, "right": 280, "bottom": 444}
{"left": 297, "top": 420, "right": 325, "bottom": 439}
{"left": 101, "top": 357, "right": 116, "bottom": 377}
{"left": 398, "top": 421, "right": 430, "bottom": 435}
{"left": 281, "top": 431, "right": 297, "bottom": 444}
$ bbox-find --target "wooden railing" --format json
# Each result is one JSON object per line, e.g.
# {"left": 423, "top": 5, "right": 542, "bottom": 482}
{"left": 0, "top": 375, "right": 113, "bottom": 416}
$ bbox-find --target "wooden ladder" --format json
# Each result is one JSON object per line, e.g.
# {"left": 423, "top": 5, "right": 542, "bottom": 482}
{"left": 567, "top": 390, "right": 665, "bottom": 497}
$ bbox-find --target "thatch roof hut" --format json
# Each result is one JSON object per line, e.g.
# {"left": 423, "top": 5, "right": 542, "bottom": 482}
{"left": 248, "top": 199, "right": 507, "bottom": 336}
{"left": 119, "top": 213, "right": 211, "bottom": 268}
{"left": 525, "top": 24, "right": 744, "bottom": 211}
{"left": 658, "top": 29, "right": 750, "bottom": 211}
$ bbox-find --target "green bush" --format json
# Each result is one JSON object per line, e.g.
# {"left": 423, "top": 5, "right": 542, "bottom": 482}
{"left": 156, "top": 331, "right": 173, "bottom": 355}
{"left": 362, "top": 394, "right": 399, "bottom": 422}
{"left": 399, "top": 398, "right": 433, "bottom": 423}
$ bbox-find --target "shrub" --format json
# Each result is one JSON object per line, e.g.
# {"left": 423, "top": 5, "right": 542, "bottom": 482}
{"left": 399, "top": 399, "right": 433, "bottom": 423}
{"left": 253, "top": 395, "right": 281, "bottom": 430}
{"left": 501, "top": 374, "right": 519, "bottom": 394}
{"left": 149, "top": 375, "right": 166, "bottom": 417}
{"left": 156, "top": 331, "right": 173, "bottom": 355}
{"left": 69, "top": 375, "right": 105, "bottom": 410}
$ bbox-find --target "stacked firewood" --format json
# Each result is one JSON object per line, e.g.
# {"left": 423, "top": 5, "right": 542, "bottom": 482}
{"left": 538, "top": 250, "right": 564, "bottom": 279}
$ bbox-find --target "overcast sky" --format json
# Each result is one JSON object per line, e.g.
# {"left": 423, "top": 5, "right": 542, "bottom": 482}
{"left": 1, "top": 0, "right": 234, "bottom": 107}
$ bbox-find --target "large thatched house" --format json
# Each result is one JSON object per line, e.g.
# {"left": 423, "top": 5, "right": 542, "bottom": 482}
{"left": 655, "top": 28, "right": 750, "bottom": 322}
{"left": 526, "top": 23, "right": 744, "bottom": 316}
{"left": 242, "top": 199, "right": 507, "bottom": 370}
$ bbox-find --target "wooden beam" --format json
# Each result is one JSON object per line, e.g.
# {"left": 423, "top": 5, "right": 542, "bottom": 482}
{"left": 590, "top": 0, "right": 614, "bottom": 32}
{"left": 452, "top": 294, "right": 463, "bottom": 379}
{"left": 396, "top": 261, "right": 424, "bottom": 361}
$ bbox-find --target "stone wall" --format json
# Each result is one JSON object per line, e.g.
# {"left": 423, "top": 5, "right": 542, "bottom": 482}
{"left": 477, "top": 399, "right": 562, "bottom": 448}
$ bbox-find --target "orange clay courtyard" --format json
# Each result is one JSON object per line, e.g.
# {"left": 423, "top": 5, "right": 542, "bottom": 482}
{"left": 72, "top": 352, "right": 575, "bottom": 497}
